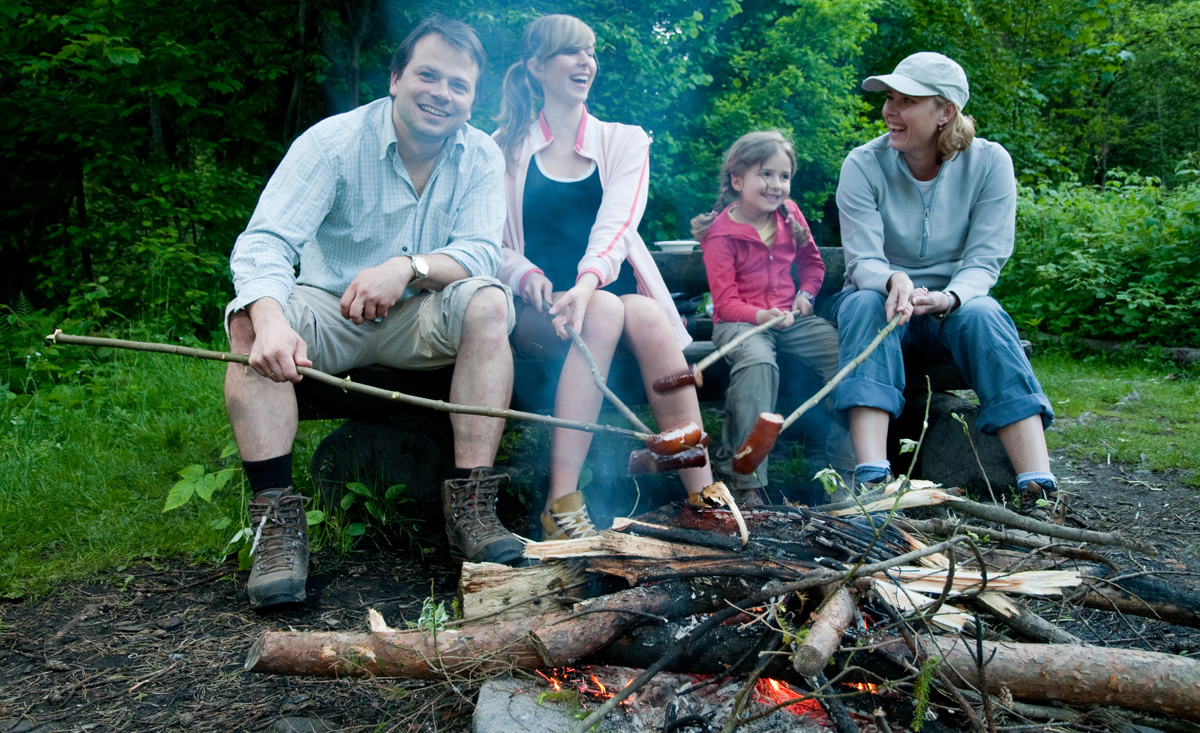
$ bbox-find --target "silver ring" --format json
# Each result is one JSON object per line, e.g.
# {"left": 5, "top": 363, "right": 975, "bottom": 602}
{"left": 266, "top": 372, "right": 276, "bottom": 380}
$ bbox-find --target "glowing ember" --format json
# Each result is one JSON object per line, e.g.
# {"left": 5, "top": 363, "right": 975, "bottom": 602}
{"left": 847, "top": 682, "right": 879, "bottom": 692}
{"left": 756, "top": 678, "right": 822, "bottom": 715}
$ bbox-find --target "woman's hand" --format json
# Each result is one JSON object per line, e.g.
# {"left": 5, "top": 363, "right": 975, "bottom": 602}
{"left": 548, "top": 273, "right": 600, "bottom": 339}
{"left": 756, "top": 308, "right": 795, "bottom": 329}
{"left": 520, "top": 272, "right": 555, "bottom": 313}
{"left": 885, "top": 273, "right": 917, "bottom": 325}
{"left": 792, "top": 290, "right": 815, "bottom": 318}
{"left": 912, "top": 289, "right": 956, "bottom": 317}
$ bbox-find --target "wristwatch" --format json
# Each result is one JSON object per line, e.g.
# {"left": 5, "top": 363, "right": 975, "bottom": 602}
{"left": 932, "top": 290, "right": 959, "bottom": 321}
{"left": 409, "top": 255, "right": 429, "bottom": 284}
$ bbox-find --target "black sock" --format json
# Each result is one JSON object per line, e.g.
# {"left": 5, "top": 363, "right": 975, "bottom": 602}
{"left": 449, "top": 466, "right": 476, "bottom": 480}
{"left": 244, "top": 453, "right": 293, "bottom": 495}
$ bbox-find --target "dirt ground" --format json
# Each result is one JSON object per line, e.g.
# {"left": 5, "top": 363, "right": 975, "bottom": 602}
{"left": 2, "top": 448, "right": 1199, "bottom": 733}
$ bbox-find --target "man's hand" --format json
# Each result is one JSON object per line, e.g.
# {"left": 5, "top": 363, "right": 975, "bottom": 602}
{"left": 246, "top": 299, "right": 312, "bottom": 383}
{"left": 885, "top": 273, "right": 917, "bottom": 325}
{"left": 756, "top": 307, "right": 795, "bottom": 329}
{"left": 340, "top": 257, "right": 412, "bottom": 324}
{"left": 520, "top": 272, "right": 555, "bottom": 313}
{"left": 548, "top": 274, "right": 599, "bottom": 339}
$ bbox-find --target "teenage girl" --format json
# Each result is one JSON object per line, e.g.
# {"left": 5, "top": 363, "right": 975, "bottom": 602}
{"left": 494, "top": 14, "right": 714, "bottom": 539}
{"left": 692, "top": 131, "right": 848, "bottom": 500}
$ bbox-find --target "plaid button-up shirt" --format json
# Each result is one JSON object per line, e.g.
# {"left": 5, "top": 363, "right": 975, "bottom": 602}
{"left": 230, "top": 96, "right": 505, "bottom": 311}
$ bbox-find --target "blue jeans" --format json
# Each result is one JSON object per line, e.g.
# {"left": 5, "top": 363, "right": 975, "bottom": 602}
{"left": 830, "top": 289, "right": 1053, "bottom": 434}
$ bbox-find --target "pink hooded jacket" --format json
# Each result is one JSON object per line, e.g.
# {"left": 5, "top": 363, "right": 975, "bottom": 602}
{"left": 700, "top": 200, "right": 826, "bottom": 325}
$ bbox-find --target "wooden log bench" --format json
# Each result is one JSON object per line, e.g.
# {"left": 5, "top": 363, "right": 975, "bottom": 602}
{"left": 301, "top": 246, "right": 1024, "bottom": 511}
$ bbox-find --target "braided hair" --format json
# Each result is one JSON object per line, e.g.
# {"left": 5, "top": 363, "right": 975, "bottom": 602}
{"left": 691, "top": 130, "right": 810, "bottom": 243}
{"left": 494, "top": 15, "right": 596, "bottom": 166}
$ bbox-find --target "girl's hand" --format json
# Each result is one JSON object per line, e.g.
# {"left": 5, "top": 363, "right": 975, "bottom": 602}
{"left": 521, "top": 272, "right": 555, "bottom": 313}
{"left": 792, "top": 290, "right": 815, "bottom": 318}
{"left": 885, "top": 273, "right": 917, "bottom": 325}
{"left": 756, "top": 307, "right": 794, "bottom": 329}
{"left": 548, "top": 274, "right": 600, "bottom": 339}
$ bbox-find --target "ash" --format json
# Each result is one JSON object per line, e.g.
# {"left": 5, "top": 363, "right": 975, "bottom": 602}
{"left": 540, "top": 665, "right": 834, "bottom": 733}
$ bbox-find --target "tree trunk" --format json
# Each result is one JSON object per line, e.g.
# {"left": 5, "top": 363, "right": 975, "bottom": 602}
{"left": 930, "top": 637, "right": 1200, "bottom": 722}
{"left": 245, "top": 581, "right": 709, "bottom": 678}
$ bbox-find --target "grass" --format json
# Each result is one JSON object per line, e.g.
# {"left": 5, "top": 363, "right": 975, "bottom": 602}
{"left": 1031, "top": 349, "right": 1200, "bottom": 485}
{"left": 1, "top": 336, "right": 1197, "bottom": 599}
{"left": 0, "top": 342, "right": 334, "bottom": 600}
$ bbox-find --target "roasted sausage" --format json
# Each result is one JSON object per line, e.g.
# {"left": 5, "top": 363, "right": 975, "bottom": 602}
{"left": 645, "top": 421, "right": 703, "bottom": 455}
{"left": 731, "top": 413, "right": 784, "bottom": 475}
{"left": 651, "top": 364, "right": 703, "bottom": 395}
{"left": 628, "top": 447, "right": 708, "bottom": 475}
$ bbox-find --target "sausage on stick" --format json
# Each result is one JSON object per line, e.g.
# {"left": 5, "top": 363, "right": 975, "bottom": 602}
{"left": 652, "top": 309, "right": 797, "bottom": 394}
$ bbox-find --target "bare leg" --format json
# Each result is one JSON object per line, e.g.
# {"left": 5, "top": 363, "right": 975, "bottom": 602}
{"left": 848, "top": 406, "right": 890, "bottom": 465}
{"left": 996, "top": 415, "right": 1052, "bottom": 474}
{"left": 450, "top": 286, "right": 513, "bottom": 469}
{"left": 547, "top": 291, "right": 625, "bottom": 504}
{"left": 622, "top": 295, "right": 714, "bottom": 495}
{"left": 225, "top": 311, "right": 298, "bottom": 461}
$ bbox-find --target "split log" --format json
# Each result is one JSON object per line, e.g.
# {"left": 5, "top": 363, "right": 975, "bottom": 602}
{"left": 458, "top": 560, "right": 590, "bottom": 623}
{"left": 925, "top": 636, "right": 1200, "bottom": 722}
{"left": 792, "top": 585, "right": 856, "bottom": 676}
{"left": 245, "top": 581, "right": 711, "bottom": 678}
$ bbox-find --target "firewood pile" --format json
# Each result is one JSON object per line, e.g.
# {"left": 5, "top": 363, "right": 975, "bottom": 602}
{"left": 245, "top": 479, "right": 1200, "bottom": 732}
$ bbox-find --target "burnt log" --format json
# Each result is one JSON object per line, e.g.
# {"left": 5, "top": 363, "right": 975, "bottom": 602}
{"left": 1075, "top": 566, "right": 1200, "bottom": 630}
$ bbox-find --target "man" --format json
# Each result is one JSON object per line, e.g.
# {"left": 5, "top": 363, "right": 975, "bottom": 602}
{"left": 225, "top": 14, "right": 521, "bottom": 609}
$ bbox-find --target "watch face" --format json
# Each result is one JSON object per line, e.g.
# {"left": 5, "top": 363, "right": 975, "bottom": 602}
{"left": 412, "top": 256, "right": 428, "bottom": 280}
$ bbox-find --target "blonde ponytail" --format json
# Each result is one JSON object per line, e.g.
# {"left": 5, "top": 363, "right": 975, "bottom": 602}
{"left": 492, "top": 15, "right": 596, "bottom": 167}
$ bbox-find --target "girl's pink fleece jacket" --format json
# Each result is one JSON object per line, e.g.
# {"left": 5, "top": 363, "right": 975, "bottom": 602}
{"left": 700, "top": 200, "right": 826, "bottom": 325}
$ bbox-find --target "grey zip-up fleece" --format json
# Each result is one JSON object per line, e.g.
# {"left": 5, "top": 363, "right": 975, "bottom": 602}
{"left": 836, "top": 133, "right": 1017, "bottom": 306}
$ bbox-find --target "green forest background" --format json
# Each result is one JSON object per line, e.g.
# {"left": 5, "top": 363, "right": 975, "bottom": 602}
{"left": 3, "top": 0, "right": 1200, "bottom": 379}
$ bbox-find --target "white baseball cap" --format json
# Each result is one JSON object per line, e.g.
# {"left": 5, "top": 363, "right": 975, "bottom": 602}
{"left": 862, "top": 52, "right": 969, "bottom": 109}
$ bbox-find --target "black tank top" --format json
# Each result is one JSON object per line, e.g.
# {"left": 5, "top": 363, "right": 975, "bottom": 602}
{"left": 521, "top": 155, "right": 638, "bottom": 296}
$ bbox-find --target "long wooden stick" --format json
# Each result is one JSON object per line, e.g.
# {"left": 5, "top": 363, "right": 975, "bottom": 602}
{"left": 696, "top": 309, "right": 796, "bottom": 373}
{"left": 559, "top": 318, "right": 654, "bottom": 435}
{"left": 781, "top": 311, "right": 903, "bottom": 431}
{"left": 46, "top": 330, "right": 659, "bottom": 443}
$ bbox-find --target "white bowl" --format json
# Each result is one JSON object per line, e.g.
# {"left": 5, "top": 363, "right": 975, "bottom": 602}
{"left": 655, "top": 240, "right": 698, "bottom": 253}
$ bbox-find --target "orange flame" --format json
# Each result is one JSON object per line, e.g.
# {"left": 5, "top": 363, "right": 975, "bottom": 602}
{"left": 847, "top": 682, "right": 878, "bottom": 692}
{"left": 756, "top": 678, "right": 822, "bottom": 715}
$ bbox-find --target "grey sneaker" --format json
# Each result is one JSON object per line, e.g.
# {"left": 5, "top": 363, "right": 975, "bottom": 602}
{"left": 247, "top": 487, "right": 310, "bottom": 608}
{"left": 1018, "top": 480, "right": 1065, "bottom": 524}
{"left": 442, "top": 468, "right": 524, "bottom": 565}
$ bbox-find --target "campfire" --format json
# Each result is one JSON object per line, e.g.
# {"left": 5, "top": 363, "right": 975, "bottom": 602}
{"left": 244, "top": 478, "right": 1200, "bottom": 731}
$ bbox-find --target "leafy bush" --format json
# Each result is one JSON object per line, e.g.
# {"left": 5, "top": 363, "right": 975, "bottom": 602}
{"left": 996, "top": 172, "right": 1200, "bottom": 345}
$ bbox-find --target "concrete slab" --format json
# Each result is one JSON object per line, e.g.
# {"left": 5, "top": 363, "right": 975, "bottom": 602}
{"left": 473, "top": 677, "right": 579, "bottom": 733}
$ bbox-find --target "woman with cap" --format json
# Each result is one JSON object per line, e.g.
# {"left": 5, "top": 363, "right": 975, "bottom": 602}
{"left": 831, "top": 52, "right": 1060, "bottom": 514}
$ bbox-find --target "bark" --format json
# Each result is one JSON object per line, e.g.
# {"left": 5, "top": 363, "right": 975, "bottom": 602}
{"left": 792, "top": 585, "right": 856, "bottom": 677}
{"left": 928, "top": 636, "right": 1200, "bottom": 722}
{"left": 245, "top": 581, "right": 708, "bottom": 678}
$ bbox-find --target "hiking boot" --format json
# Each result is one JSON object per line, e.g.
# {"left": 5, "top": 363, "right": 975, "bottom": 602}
{"left": 247, "top": 487, "right": 310, "bottom": 608}
{"left": 1017, "top": 480, "right": 1066, "bottom": 524}
{"left": 442, "top": 468, "right": 524, "bottom": 565}
{"left": 540, "top": 491, "right": 599, "bottom": 541}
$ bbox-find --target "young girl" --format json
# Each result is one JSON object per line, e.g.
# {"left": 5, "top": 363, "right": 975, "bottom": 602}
{"left": 692, "top": 131, "right": 848, "bottom": 500}
{"left": 495, "top": 15, "right": 715, "bottom": 539}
